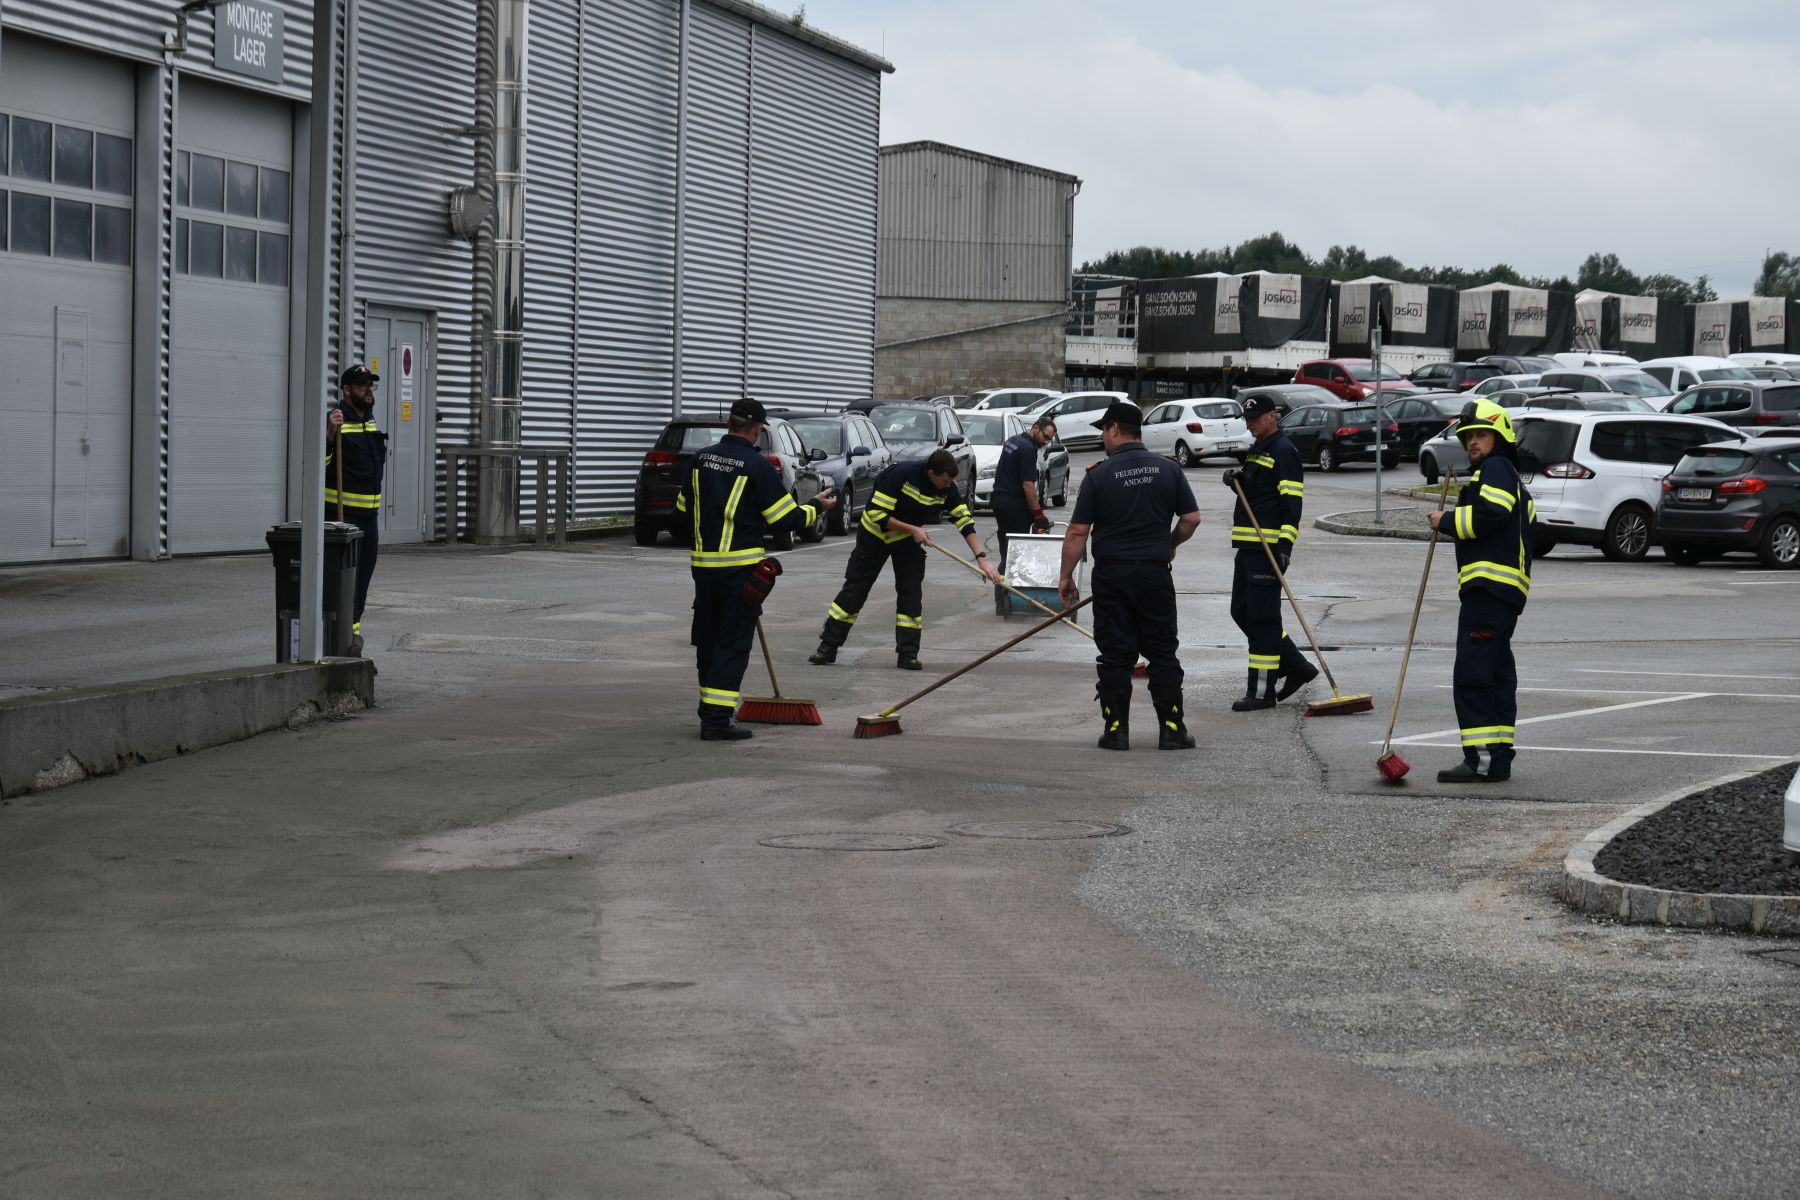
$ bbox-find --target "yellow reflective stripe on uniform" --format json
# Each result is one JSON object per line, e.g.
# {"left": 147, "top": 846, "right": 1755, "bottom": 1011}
{"left": 901, "top": 483, "right": 942, "bottom": 506}
{"left": 1526, "top": 499, "right": 1537, "bottom": 523}
{"left": 675, "top": 491, "right": 688, "bottom": 513}
{"left": 1479, "top": 484, "right": 1516, "bottom": 511}
{"left": 1277, "top": 481, "right": 1304, "bottom": 497}
{"left": 868, "top": 490, "right": 898, "bottom": 511}
{"left": 828, "top": 603, "right": 859, "bottom": 625}
{"left": 1248, "top": 653, "right": 1282, "bottom": 670}
{"left": 1247, "top": 454, "right": 1275, "bottom": 469}
{"left": 895, "top": 614, "right": 923, "bottom": 630}
{"left": 719, "top": 476, "right": 748, "bottom": 555}
{"left": 1460, "top": 725, "right": 1515, "bottom": 746}
{"left": 691, "top": 469, "right": 703, "bottom": 546}
{"left": 1278, "top": 524, "right": 1299, "bottom": 543}
{"left": 324, "top": 489, "right": 381, "bottom": 508}
{"left": 699, "top": 686, "right": 740, "bottom": 708}
{"left": 860, "top": 512, "right": 909, "bottom": 541}
{"left": 762, "top": 493, "right": 797, "bottom": 523}
{"left": 1230, "top": 525, "right": 1276, "bottom": 542}
{"left": 948, "top": 504, "right": 973, "bottom": 530}
{"left": 1458, "top": 561, "right": 1530, "bottom": 593}
{"left": 690, "top": 548, "right": 765, "bottom": 568}
{"left": 1454, "top": 506, "right": 1474, "bottom": 540}
{"left": 338, "top": 422, "right": 375, "bottom": 433}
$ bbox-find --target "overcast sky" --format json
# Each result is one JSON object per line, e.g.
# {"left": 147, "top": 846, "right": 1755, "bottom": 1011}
{"left": 807, "top": 0, "right": 1798, "bottom": 295}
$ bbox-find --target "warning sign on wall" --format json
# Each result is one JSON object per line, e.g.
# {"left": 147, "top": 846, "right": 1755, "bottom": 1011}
{"left": 400, "top": 343, "right": 416, "bottom": 409}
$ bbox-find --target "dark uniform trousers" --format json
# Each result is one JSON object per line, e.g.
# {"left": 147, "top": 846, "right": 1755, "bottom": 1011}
{"left": 990, "top": 494, "right": 1031, "bottom": 609}
{"left": 820, "top": 530, "right": 926, "bottom": 656}
{"left": 1453, "top": 590, "right": 1520, "bottom": 758}
{"left": 325, "top": 506, "right": 381, "bottom": 630}
{"left": 1092, "top": 559, "right": 1182, "bottom": 694}
{"left": 692, "top": 565, "right": 759, "bottom": 722}
{"left": 1229, "top": 548, "right": 1299, "bottom": 679}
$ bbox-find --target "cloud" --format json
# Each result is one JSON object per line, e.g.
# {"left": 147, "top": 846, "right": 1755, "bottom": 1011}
{"left": 809, "top": 0, "right": 1800, "bottom": 294}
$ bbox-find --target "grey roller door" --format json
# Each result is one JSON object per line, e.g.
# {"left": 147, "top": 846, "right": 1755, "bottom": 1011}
{"left": 0, "top": 34, "right": 136, "bottom": 564}
{"left": 168, "top": 76, "right": 293, "bottom": 554}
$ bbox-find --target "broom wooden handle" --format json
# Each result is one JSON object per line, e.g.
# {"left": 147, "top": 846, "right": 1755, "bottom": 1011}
{"left": 926, "top": 539, "right": 1094, "bottom": 640}
{"left": 333, "top": 416, "right": 345, "bottom": 523}
{"left": 872, "top": 595, "right": 1095, "bottom": 720}
{"left": 1231, "top": 477, "right": 1341, "bottom": 694}
{"left": 755, "top": 618, "right": 783, "bottom": 699}
{"left": 1381, "top": 471, "right": 1454, "bottom": 751}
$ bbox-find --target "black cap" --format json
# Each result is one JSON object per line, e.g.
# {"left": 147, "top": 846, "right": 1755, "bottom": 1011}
{"left": 340, "top": 363, "right": 379, "bottom": 387}
{"left": 1240, "top": 395, "right": 1278, "bottom": 421}
{"left": 730, "top": 397, "right": 767, "bottom": 423}
{"left": 1090, "top": 400, "right": 1141, "bottom": 430}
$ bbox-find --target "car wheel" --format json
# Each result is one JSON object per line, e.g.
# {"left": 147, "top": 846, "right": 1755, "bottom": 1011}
{"left": 1381, "top": 451, "right": 1401, "bottom": 470}
{"left": 1757, "top": 515, "right": 1800, "bottom": 569}
{"left": 1600, "top": 503, "right": 1652, "bottom": 562}
{"left": 632, "top": 521, "right": 660, "bottom": 547}
{"left": 1420, "top": 453, "right": 1439, "bottom": 485}
{"left": 1175, "top": 441, "right": 1196, "bottom": 467}
{"left": 1664, "top": 542, "right": 1706, "bottom": 566}
{"left": 827, "top": 486, "right": 851, "bottom": 536}
{"left": 1318, "top": 444, "right": 1339, "bottom": 472}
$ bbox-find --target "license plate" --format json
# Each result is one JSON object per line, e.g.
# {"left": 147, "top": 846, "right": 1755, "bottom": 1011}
{"left": 1677, "top": 487, "right": 1712, "bottom": 501}
{"left": 1216, "top": 441, "right": 1242, "bottom": 450}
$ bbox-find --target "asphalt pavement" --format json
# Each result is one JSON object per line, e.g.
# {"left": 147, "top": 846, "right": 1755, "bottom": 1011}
{"left": 2, "top": 456, "right": 1797, "bottom": 1198}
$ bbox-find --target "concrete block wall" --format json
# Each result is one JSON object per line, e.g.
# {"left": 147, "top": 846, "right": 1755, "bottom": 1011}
{"left": 875, "top": 299, "right": 1067, "bottom": 399}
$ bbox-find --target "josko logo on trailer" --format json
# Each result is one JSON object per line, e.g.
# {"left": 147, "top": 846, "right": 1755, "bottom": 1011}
{"left": 1698, "top": 324, "right": 1727, "bottom": 346}
{"left": 1623, "top": 312, "right": 1656, "bottom": 329}
{"left": 1262, "top": 287, "right": 1299, "bottom": 310}
{"left": 1393, "top": 300, "right": 1424, "bottom": 320}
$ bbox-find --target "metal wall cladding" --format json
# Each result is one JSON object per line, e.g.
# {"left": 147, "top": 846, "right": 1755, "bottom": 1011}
{"left": 4, "top": 0, "right": 315, "bottom": 100}
{"left": 681, "top": 4, "right": 753, "bottom": 410}
{"left": 878, "top": 144, "right": 1074, "bottom": 304}
{"left": 521, "top": 0, "right": 580, "bottom": 487}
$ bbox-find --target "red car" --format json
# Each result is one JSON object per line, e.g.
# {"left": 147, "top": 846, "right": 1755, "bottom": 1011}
{"left": 1293, "top": 358, "right": 1420, "bottom": 402}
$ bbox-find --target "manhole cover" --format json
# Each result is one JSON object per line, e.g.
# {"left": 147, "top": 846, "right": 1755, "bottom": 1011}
{"left": 758, "top": 832, "right": 945, "bottom": 852}
{"left": 945, "top": 820, "right": 1132, "bottom": 840}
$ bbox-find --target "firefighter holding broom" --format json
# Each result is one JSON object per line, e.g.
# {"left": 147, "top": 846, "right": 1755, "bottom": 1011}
{"left": 677, "top": 398, "right": 836, "bottom": 741}
{"left": 1427, "top": 399, "right": 1533, "bottom": 783}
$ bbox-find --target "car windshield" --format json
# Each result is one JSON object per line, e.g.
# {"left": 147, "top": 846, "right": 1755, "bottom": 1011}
{"left": 1583, "top": 397, "right": 1654, "bottom": 413}
{"left": 960, "top": 414, "right": 1009, "bottom": 445}
{"left": 664, "top": 424, "right": 726, "bottom": 450}
{"left": 789, "top": 420, "right": 842, "bottom": 454}
{"left": 1516, "top": 420, "right": 1578, "bottom": 471}
{"left": 1519, "top": 357, "right": 1560, "bottom": 372}
{"left": 1699, "top": 367, "right": 1756, "bottom": 381}
{"left": 1339, "top": 406, "right": 1379, "bottom": 425}
{"left": 1429, "top": 397, "right": 1467, "bottom": 415}
{"left": 1600, "top": 372, "right": 1671, "bottom": 397}
{"left": 1017, "top": 393, "right": 1064, "bottom": 416}
{"left": 870, "top": 406, "right": 941, "bottom": 442}
{"left": 1347, "top": 363, "right": 1405, "bottom": 381}
{"left": 950, "top": 395, "right": 985, "bottom": 409}
{"left": 1196, "top": 402, "right": 1241, "bottom": 420}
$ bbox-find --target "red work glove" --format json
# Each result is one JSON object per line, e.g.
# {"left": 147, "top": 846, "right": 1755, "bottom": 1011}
{"left": 1030, "top": 508, "right": 1052, "bottom": 534}
{"left": 740, "top": 557, "right": 783, "bottom": 609}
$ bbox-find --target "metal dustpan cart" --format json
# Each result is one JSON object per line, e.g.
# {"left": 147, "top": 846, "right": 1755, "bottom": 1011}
{"left": 999, "top": 531, "right": 1082, "bottom": 619}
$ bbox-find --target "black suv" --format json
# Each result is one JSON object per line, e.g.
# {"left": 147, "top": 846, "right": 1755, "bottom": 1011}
{"left": 866, "top": 401, "right": 978, "bottom": 489}
{"left": 633, "top": 414, "right": 827, "bottom": 549}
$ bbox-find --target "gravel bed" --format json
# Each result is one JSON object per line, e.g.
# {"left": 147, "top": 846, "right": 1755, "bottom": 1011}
{"left": 1595, "top": 764, "right": 1800, "bottom": 894}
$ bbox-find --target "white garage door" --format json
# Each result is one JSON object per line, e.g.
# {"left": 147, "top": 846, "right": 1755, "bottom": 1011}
{"left": 0, "top": 35, "right": 136, "bottom": 563}
{"left": 169, "top": 77, "right": 293, "bottom": 554}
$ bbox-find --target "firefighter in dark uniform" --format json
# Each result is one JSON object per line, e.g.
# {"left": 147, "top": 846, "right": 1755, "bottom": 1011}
{"left": 1221, "top": 394, "right": 1318, "bottom": 711}
{"left": 1057, "top": 401, "right": 1202, "bottom": 751}
{"left": 989, "top": 413, "right": 1057, "bottom": 612}
{"left": 326, "top": 363, "right": 387, "bottom": 657}
{"left": 809, "top": 449, "right": 1000, "bottom": 670}
{"left": 1428, "top": 398, "right": 1534, "bottom": 783}
{"left": 676, "top": 398, "right": 836, "bottom": 740}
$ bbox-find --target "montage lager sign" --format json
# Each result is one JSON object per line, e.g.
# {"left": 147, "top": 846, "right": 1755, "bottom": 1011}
{"left": 215, "top": 0, "right": 285, "bottom": 84}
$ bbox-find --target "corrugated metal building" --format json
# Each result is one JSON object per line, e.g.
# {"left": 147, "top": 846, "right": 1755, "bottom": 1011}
{"left": 0, "top": 0, "right": 888, "bottom": 565}
{"left": 875, "top": 141, "right": 1079, "bottom": 400}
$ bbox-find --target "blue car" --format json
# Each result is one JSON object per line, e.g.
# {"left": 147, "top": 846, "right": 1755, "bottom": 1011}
{"left": 788, "top": 412, "right": 894, "bottom": 536}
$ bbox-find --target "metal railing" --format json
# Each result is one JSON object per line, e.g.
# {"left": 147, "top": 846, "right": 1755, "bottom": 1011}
{"left": 438, "top": 444, "right": 572, "bottom": 546}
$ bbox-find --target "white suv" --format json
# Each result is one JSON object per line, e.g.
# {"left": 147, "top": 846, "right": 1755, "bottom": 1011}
{"left": 1637, "top": 356, "right": 1757, "bottom": 394}
{"left": 1516, "top": 412, "right": 1744, "bottom": 561}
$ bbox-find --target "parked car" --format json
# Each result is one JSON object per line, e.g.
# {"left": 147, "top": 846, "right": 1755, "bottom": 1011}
{"left": 1486, "top": 386, "right": 1576, "bottom": 409}
{"left": 962, "top": 412, "right": 1071, "bottom": 510}
{"left": 1515, "top": 411, "right": 1743, "bottom": 560}
{"left": 1637, "top": 356, "right": 1757, "bottom": 394}
{"left": 1406, "top": 360, "right": 1507, "bottom": 392}
{"left": 1417, "top": 423, "right": 1468, "bottom": 485}
{"left": 1381, "top": 393, "right": 1465, "bottom": 460}
{"left": 1140, "top": 398, "right": 1251, "bottom": 466}
{"left": 1234, "top": 383, "right": 1339, "bottom": 418}
{"left": 1470, "top": 373, "right": 1540, "bottom": 396}
{"left": 1536, "top": 367, "right": 1675, "bottom": 407}
{"left": 1662, "top": 380, "right": 1800, "bottom": 429}
{"left": 788, "top": 411, "right": 894, "bottom": 536}
{"left": 1655, "top": 437, "right": 1800, "bottom": 567}
{"left": 1478, "top": 354, "right": 1562, "bottom": 374}
{"left": 1516, "top": 392, "right": 1656, "bottom": 413}
{"left": 633, "top": 414, "right": 828, "bottom": 549}
{"left": 1011, "top": 390, "right": 1132, "bottom": 450}
{"left": 1279, "top": 403, "right": 1401, "bottom": 471}
{"left": 867, "top": 401, "right": 978, "bottom": 491}
{"left": 1745, "top": 366, "right": 1800, "bottom": 382}
{"left": 1731, "top": 351, "right": 1800, "bottom": 373}
{"left": 965, "top": 387, "right": 1059, "bottom": 413}
{"left": 1550, "top": 351, "right": 1638, "bottom": 368}
{"left": 1292, "top": 358, "right": 1419, "bottom": 402}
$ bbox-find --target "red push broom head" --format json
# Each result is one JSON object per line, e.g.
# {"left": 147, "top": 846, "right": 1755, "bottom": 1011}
{"left": 1376, "top": 749, "right": 1411, "bottom": 783}
{"left": 853, "top": 713, "right": 903, "bottom": 738}
{"left": 737, "top": 696, "right": 823, "bottom": 725}
{"left": 1304, "top": 691, "right": 1374, "bottom": 717}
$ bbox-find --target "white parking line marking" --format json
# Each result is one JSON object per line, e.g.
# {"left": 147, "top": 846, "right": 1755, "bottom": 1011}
{"left": 1577, "top": 668, "right": 1800, "bottom": 682}
{"left": 1379, "top": 741, "right": 1791, "bottom": 761}
{"left": 1388, "top": 693, "right": 1711, "bottom": 747}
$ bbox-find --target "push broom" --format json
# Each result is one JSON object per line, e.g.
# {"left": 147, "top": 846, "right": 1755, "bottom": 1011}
{"left": 737, "top": 619, "right": 823, "bottom": 725}
{"left": 853, "top": 595, "right": 1095, "bottom": 738}
{"left": 1229, "top": 478, "right": 1373, "bottom": 717}
{"left": 1376, "top": 471, "right": 1454, "bottom": 782}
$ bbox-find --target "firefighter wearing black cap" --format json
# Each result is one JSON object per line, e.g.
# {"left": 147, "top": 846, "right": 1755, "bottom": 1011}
{"left": 1428, "top": 398, "right": 1534, "bottom": 783}
{"left": 989, "top": 413, "right": 1057, "bottom": 612}
{"left": 326, "top": 363, "right": 386, "bottom": 656}
{"left": 1058, "top": 401, "right": 1202, "bottom": 751}
{"left": 1221, "top": 394, "right": 1317, "bottom": 711}
{"left": 809, "top": 449, "right": 1000, "bottom": 670}
{"left": 677, "top": 398, "right": 836, "bottom": 740}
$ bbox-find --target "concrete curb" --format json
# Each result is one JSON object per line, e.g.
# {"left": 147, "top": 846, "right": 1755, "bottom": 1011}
{"left": 0, "top": 660, "right": 375, "bottom": 800}
{"left": 1559, "top": 763, "right": 1800, "bottom": 935}
{"left": 1314, "top": 508, "right": 1433, "bottom": 542}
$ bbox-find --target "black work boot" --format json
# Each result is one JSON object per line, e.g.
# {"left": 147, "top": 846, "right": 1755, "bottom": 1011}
{"left": 1150, "top": 688, "right": 1197, "bottom": 750}
{"left": 1096, "top": 689, "right": 1131, "bottom": 751}
{"left": 1274, "top": 647, "right": 1318, "bottom": 701}
{"left": 700, "top": 719, "right": 754, "bottom": 741}
{"left": 895, "top": 654, "right": 922, "bottom": 671}
{"left": 808, "top": 642, "right": 837, "bottom": 666}
{"left": 1232, "top": 669, "right": 1275, "bottom": 712}
{"left": 1483, "top": 746, "right": 1515, "bottom": 783}
{"left": 1437, "top": 752, "right": 1483, "bottom": 783}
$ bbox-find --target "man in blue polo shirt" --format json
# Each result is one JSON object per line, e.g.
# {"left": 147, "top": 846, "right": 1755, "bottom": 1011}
{"left": 1058, "top": 401, "right": 1202, "bottom": 751}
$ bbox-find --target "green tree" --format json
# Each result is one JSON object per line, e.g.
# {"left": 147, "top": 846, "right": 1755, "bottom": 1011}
{"left": 1575, "top": 252, "right": 1643, "bottom": 295}
{"left": 1754, "top": 252, "right": 1800, "bottom": 298}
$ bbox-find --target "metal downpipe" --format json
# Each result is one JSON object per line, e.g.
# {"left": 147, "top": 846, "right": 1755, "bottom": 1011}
{"left": 478, "top": 0, "right": 527, "bottom": 543}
